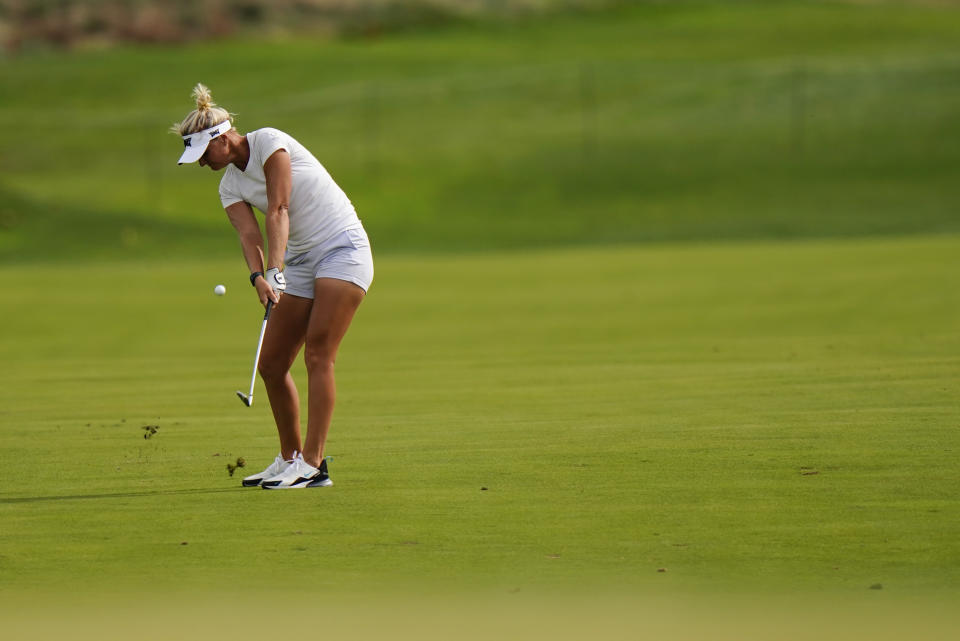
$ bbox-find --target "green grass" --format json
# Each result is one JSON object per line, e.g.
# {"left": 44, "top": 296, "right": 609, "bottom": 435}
{"left": 1, "top": 234, "right": 957, "bottom": 600}
{"left": 1, "top": 2, "right": 959, "bottom": 637}
{"left": 2, "top": 0, "right": 960, "bottom": 261}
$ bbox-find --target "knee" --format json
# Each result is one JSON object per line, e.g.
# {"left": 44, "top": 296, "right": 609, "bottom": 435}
{"left": 304, "top": 343, "right": 335, "bottom": 375}
{"left": 257, "top": 352, "right": 290, "bottom": 382}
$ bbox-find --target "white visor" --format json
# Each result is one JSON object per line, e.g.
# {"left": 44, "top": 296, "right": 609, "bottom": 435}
{"left": 178, "top": 120, "right": 233, "bottom": 165}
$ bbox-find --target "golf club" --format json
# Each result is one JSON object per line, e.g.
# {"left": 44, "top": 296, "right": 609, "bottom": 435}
{"left": 236, "top": 299, "right": 274, "bottom": 407}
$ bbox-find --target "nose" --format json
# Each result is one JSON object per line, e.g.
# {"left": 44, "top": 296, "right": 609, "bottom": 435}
{"left": 198, "top": 154, "right": 207, "bottom": 167}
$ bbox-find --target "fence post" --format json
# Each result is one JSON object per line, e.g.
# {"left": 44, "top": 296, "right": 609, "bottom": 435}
{"left": 364, "top": 82, "right": 380, "bottom": 184}
{"left": 791, "top": 61, "right": 806, "bottom": 153}
{"left": 580, "top": 62, "right": 597, "bottom": 157}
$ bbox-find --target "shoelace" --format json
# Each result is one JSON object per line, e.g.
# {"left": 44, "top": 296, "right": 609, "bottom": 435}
{"left": 294, "top": 453, "right": 323, "bottom": 478}
{"left": 286, "top": 451, "right": 304, "bottom": 477}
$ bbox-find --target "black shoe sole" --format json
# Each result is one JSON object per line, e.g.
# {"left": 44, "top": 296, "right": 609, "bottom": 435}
{"left": 261, "top": 477, "right": 333, "bottom": 489}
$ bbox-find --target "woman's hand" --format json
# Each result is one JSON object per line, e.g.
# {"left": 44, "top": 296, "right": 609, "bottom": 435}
{"left": 254, "top": 271, "right": 284, "bottom": 307}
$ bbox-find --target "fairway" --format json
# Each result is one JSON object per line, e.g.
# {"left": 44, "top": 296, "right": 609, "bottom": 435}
{"left": 3, "top": 0, "right": 960, "bottom": 637}
{"left": 1, "top": 235, "right": 957, "bottom": 599}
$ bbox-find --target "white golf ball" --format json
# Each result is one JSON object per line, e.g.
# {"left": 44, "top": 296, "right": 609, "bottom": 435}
{"left": 214, "top": 284, "right": 226, "bottom": 296}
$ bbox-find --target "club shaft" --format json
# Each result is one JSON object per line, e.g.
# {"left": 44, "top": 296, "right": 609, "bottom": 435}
{"left": 246, "top": 300, "right": 274, "bottom": 398}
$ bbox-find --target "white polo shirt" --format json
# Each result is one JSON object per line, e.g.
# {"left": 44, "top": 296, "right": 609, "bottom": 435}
{"left": 219, "top": 128, "right": 360, "bottom": 254}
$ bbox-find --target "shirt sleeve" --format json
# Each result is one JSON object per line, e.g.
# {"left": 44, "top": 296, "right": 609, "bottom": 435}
{"left": 256, "top": 128, "right": 289, "bottom": 168}
{"left": 219, "top": 172, "right": 243, "bottom": 209}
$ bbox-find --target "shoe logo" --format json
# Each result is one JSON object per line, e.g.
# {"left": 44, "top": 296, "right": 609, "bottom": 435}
{"left": 292, "top": 471, "right": 327, "bottom": 484}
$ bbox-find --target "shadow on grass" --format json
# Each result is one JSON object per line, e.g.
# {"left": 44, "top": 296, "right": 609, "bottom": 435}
{"left": 0, "top": 487, "right": 245, "bottom": 503}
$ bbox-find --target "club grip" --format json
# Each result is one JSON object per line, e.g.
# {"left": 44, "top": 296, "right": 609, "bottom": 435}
{"left": 264, "top": 299, "right": 274, "bottom": 320}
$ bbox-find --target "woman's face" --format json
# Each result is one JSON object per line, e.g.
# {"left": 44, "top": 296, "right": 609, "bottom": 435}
{"left": 199, "top": 136, "right": 230, "bottom": 170}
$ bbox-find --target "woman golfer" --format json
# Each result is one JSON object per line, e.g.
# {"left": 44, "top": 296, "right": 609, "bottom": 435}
{"left": 174, "top": 83, "right": 373, "bottom": 489}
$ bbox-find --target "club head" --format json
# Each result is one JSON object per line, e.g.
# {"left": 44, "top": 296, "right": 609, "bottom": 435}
{"left": 236, "top": 391, "right": 252, "bottom": 407}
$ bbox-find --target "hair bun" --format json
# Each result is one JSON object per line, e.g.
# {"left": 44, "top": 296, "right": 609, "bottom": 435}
{"left": 172, "top": 83, "right": 234, "bottom": 137}
{"left": 192, "top": 83, "right": 215, "bottom": 112}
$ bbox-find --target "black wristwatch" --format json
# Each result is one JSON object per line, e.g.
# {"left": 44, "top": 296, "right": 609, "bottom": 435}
{"left": 250, "top": 271, "right": 263, "bottom": 286}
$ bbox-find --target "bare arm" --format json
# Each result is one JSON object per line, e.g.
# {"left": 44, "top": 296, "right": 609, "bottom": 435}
{"left": 224, "top": 149, "right": 292, "bottom": 306}
{"left": 224, "top": 200, "right": 274, "bottom": 306}
{"left": 225, "top": 200, "right": 265, "bottom": 274}
{"left": 263, "top": 149, "right": 292, "bottom": 273}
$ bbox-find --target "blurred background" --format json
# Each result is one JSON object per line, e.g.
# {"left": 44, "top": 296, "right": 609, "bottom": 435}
{"left": 2, "top": 0, "right": 958, "bottom": 264}
{"left": 2, "top": 3, "right": 960, "bottom": 628}
{"left": 1, "top": 0, "right": 598, "bottom": 48}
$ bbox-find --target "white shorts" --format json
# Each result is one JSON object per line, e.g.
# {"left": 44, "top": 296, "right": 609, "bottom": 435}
{"left": 283, "top": 226, "right": 374, "bottom": 298}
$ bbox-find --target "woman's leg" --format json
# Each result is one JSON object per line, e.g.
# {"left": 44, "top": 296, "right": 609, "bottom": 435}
{"left": 301, "top": 278, "right": 366, "bottom": 467}
{"left": 257, "top": 294, "right": 313, "bottom": 460}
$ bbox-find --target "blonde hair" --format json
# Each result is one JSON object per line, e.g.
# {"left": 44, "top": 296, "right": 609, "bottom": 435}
{"left": 171, "top": 83, "right": 234, "bottom": 136}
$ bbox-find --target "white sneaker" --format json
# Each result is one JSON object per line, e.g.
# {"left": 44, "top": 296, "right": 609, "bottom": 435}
{"left": 261, "top": 453, "right": 333, "bottom": 490}
{"left": 241, "top": 453, "right": 293, "bottom": 487}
